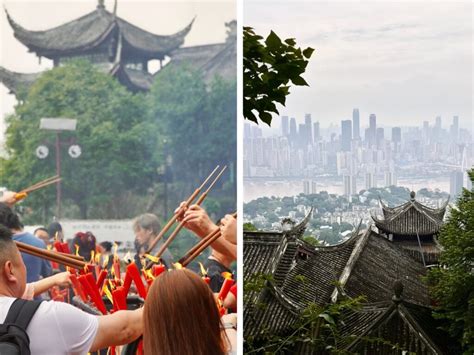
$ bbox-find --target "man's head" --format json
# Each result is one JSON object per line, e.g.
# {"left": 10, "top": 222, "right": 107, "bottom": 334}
{"left": 0, "top": 202, "right": 23, "bottom": 231}
{"left": 0, "top": 224, "right": 26, "bottom": 297}
{"left": 34, "top": 227, "right": 50, "bottom": 245}
{"left": 48, "top": 221, "right": 63, "bottom": 240}
{"left": 133, "top": 214, "right": 160, "bottom": 246}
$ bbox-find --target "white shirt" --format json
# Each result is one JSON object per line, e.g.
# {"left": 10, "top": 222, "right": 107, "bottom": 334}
{"left": 0, "top": 296, "right": 99, "bottom": 355}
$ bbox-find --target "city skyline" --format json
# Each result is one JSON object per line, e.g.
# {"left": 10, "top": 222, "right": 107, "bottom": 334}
{"left": 245, "top": 0, "right": 473, "bottom": 129}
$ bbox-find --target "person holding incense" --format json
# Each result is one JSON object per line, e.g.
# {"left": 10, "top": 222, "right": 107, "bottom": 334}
{"left": 0, "top": 190, "right": 17, "bottom": 208}
{"left": 132, "top": 213, "right": 174, "bottom": 268}
{"left": 143, "top": 268, "right": 236, "bottom": 355}
{"left": 0, "top": 203, "right": 52, "bottom": 286}
{"left": 0, "top": 224, "right": 144, "bottom": 354}
{"left": 178, "top": 204, "right": 237, "bottom": 292}
{"left": 179, "top": 204, "right": 237, "bottom": 260}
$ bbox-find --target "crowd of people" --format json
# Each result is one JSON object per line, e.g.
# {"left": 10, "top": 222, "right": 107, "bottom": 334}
{"left": 0, "top": 190, "right": 237, "bottom": 354}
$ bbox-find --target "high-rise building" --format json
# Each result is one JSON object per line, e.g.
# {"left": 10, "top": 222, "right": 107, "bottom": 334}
{"left": 313, "top": 122, "right": 320, "bottom": 142}
{"left": 341, "top": 120, "right": 352, "bottom": 152}
{"left": 450, "top": 170, "right": 464, "bottom": 197}
{"left": 303, "top": 180, "right": 310, "bottom": 195}
{"left": 391, "top": 127, "right": 401, "bottom": 143}
{"left": 450, "top": 116, "right": 459, "bottom": 142}
{"left": 289, "top": 117, "right": 297, "bottom": 142}
{"left": 311, "top": 180, "right": 318, "bottom": 194}
{"left": 281, "top": 116, "right": 289, "bottom": 136}
{"left": 352, "top": 108, "right": 360, "bottom": 139}
{"left": 343, "top": 174, "right": 357, "bottom": 197}
{"left": 305, "top": 114, "right": 313, "bottom": 144}
{"left": 384, "top": 171, "right": 397, "bottom": 187}
{"left": 244, "top": 123, "right": 252, "bottom": 138}
{"left": 298, "top": 123, "right": 306, "bottom": 145}
{"left": 365, "top": 172, "right": 376, "bottom": 189}
{"left": 376, "top": 127, "right": 385, "bottom": 148}
{"left": 368, "top": 114, "right": 377, "bottom": 146}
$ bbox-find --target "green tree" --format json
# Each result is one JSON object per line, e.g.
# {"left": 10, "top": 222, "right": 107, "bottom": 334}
{"left": 0, "top": 61, "right": 156, "bottom": 222}
{"left": 243, "top": 27, "right": 314, "bottom": 125}
{"left": 243, "top": 222, "right": 258, "bottom": 232}
{"left": 426, "top": 169, "right": 474, "bottom": 354}
{"left": 148, "top": 65, "right": 236, "bottom": 219}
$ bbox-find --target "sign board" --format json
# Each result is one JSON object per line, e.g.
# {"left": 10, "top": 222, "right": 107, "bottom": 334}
{"left": 40, "top": 118, "right": 77, "bottom": 131}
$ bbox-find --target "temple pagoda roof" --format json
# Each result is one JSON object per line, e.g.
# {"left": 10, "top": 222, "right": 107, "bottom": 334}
{"left": 165, "top": 21, "right": 236, "bottom": 82}
{"left": 244, "top": 226, "right": 430, "bottom": 339}
{"left": 372, "top": 191, "right": 448, "bottom": 236}
{"left": 5, "top": 4, "right": 194, "bottom": 60}
{"left": 0, "top": 67, "right": 39, "bottom": 95}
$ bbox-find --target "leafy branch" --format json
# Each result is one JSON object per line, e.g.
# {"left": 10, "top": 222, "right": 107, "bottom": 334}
{"left": 243, "top": 27, "right": 314, "bottom": 126}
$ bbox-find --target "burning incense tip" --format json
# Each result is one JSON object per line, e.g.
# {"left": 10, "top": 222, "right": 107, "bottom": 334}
{"left": 222, "top": 272, "right": 233, "bottom": 280}
{"left": 144, "top": 253, "right": 160, "bottom": 263}
{"left": 198, "top": 262, "right": 208, "bottom": 276}
{"left": 173, "top": 263, "right": 183, "bottom": 270}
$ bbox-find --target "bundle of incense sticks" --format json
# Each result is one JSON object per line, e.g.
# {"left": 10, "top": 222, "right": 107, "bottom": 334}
{"left": 15, "top": 241, "right": 86, "bottom": 269}
{"left": 15, "top": 175, "right": 62, "bottom": 200}
{"left": 179, "top": 212, "right": 237, "bottom": 267}
{"left": 145, "top": 165, "right": 222, "bottom": 255}
{"left": 152, "top": 166, "right": 228, "bottom": 260}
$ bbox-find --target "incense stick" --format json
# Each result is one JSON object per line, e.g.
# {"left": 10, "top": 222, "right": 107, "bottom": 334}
{"left": 16, "top": 241, "right": 86, "bottom": 269}
{"left": 145, "top": 165, "right": 221, "bottom": 255}
{"left": 20, "top": 175, "right": 60, "bottom": 193}
{"left": 180, "top": 211, "right": 237, "bottom": 267}
{"left": 150, "top": 166, "right": 228, "bottom": 264}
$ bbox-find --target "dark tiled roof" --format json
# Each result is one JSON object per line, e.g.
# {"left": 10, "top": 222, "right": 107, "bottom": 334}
{"left": 345, "top": 301, "right": 449, "bottom": 354}
{"left": 373, "top": 194, "right": 447, "bottom": 236}
{"left": 5, "top": 7, "right": 192, "bottom": 59}
{"left": 344, "top": 230, "right": 430, "bottom": 306}
{"left": 165, "top": 38, "right": 236, "bottom": 82}
{"left": 244, "top": 226, "right": 433, "bottom": 347}
{"left": 0, "top": 67, "right": 39, "bottom": 95}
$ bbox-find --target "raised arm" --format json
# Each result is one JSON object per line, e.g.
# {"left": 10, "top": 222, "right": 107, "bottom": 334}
{"left": 90, "top": 308, "right": 143, "bottom": 351}
{"left": 181, "top": 205, "right": 236, "bottom": 260}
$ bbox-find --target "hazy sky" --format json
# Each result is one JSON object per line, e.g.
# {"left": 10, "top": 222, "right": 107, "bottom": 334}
{"left": 0, "top": 0, "right": 235, "bottom": 145}
{"left": 246, "top": 0, "right": 473, "bottom": 130}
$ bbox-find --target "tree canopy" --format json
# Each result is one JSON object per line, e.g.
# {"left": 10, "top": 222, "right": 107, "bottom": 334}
{"left": 1, "top": 61, "right": 236, "bottom": 229}
{"left": 243, "top": 27, "right": 314, "bottom": 126}
{"left": 1, "top": 61, "right": 155, "bottom": 221}
{"left": 426, "top": 169, "right": 474, "bottom": 354}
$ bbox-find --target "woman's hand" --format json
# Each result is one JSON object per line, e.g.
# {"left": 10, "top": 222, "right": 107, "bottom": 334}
{"left": 53, "top": 271, "right": 72, "bottom": 288}
{"left": 220, "top": 215, "right": 236, "bottom": 245}
{"left": 181, "top": 204, "right": 218, "bottom": 238}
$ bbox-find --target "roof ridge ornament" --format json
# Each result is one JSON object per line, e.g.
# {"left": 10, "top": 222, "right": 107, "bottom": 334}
{"left": 392, "top": 279, "right": 403, "bottom": 303}
{"left": 97, "top": 0, "right": 105, "bottom": 9}
{"left": 410, "top": 190, "right": 416, "bottom": 201}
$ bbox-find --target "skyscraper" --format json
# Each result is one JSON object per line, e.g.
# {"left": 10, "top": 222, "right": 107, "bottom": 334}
{"left": 450, "top": 116, "right": 459, "bottom": 142}
{"left": 368, "top": 114, "right": 377, "bottom": 147}
{"left": 391, "top": 127, "right": 401, "bottom": 143}
{"left": 376, "top": 127, "right": 385, "bottom": 148}
{"left": 313, "top": 122, "right": 320, "bottom": 142}
{"left": 305, "top": 114, "right": 313, "bottom": 144}
{"left": 343, "top": 174, "right": 357, "bottom": 197}
{"left": 352, "top": 108, "right": 360, "bottom": 139}
{"left": 281, "top": 116, "right": 289, "bottom": 136}
{"left": 450, "top": 170, "right": 464, "bottom": 198}
{"left": 341, "top": 120, "right": 352, "bottom": 152}
{"left": 289, "top": 117, "right": 297, "bottom": 142}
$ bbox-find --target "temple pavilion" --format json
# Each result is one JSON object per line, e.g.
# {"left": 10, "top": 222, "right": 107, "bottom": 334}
{"left": 244, "top": 195, "right": 455, "bottom": 354}
{"left": 0, "top": 1, "right": 236, "bottom": 94}
{"left": 372, "top": 191, "right": 448, "bottom": 265}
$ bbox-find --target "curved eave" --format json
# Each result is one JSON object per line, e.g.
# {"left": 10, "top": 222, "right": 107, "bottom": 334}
{"left": 5, "top": 8, "right": 115, "bottom": 59}
{"left": 0, "top": 66, "right": 39, "bottom": 95}
{"left": 118, "top": 17, "right": 195, "bottom": 59}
